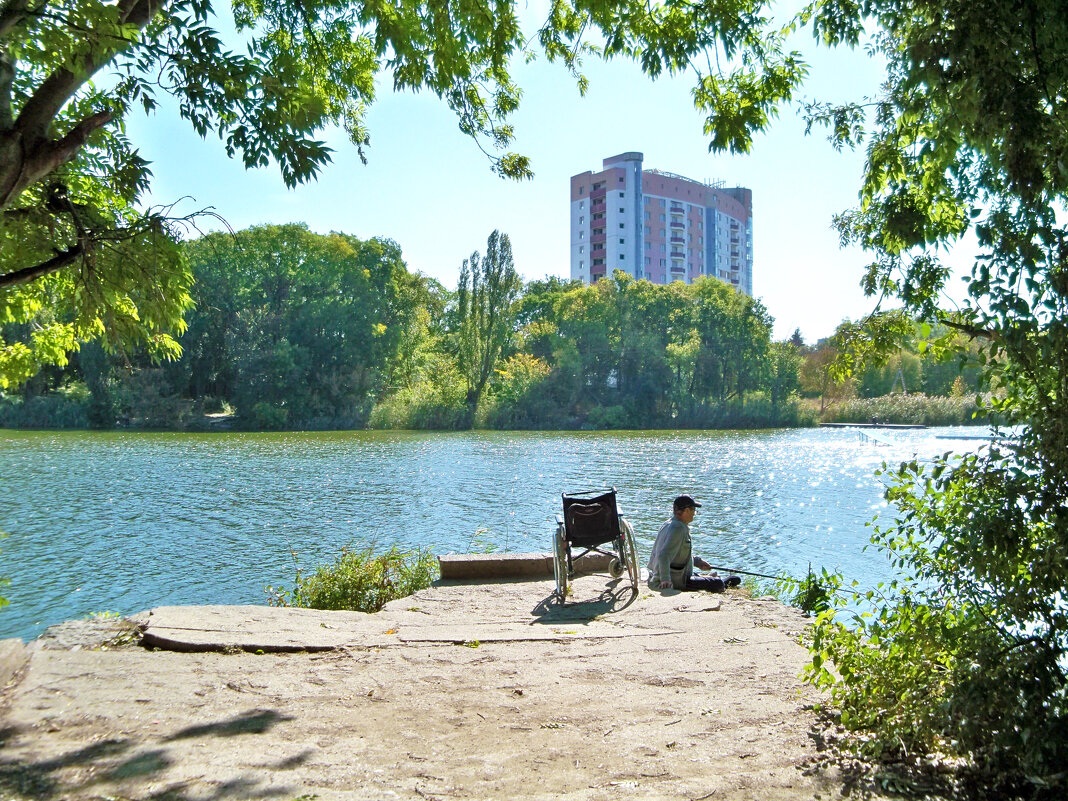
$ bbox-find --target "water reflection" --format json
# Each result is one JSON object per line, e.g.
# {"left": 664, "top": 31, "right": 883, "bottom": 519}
{"left": 0, "top": 427, "right": 986, "bottom": 640}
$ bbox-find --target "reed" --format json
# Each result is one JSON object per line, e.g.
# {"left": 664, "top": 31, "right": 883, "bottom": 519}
{"left": 822, "top": 393, "right": 983, "bottom": 426}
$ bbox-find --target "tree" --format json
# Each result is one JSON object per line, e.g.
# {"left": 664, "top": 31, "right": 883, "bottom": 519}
{"left": 181, "top": 223, "right": 422, "bottom": 427}
{"left": 796, "top": 0, "right": 1068, "bottom": 789}
{"left": 0, "top": 0, "right": 807, "bottom": 388}
{"left": 454, "top": 230, "right": 522, "bottom": 419}
{"left": 767, "top": 340, "right": 801, "bottom": 405}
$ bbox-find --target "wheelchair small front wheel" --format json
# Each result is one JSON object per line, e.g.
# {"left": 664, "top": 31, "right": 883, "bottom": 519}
{"left": 608, "top": 557, "right": 624, "bottom": 578}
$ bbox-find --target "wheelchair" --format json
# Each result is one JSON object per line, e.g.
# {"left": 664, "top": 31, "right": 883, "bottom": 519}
{"left": 553, "top": 488, "right": 639, "bottom": 600}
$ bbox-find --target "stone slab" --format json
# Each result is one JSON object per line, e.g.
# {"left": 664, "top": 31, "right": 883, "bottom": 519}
{"left": 0, "top": 638, "right": 27, "bottom": 689}
{"left": 137, "top": 598, "right": 680, "bottom": 652}
{"left": 395, "top": 622, "right": 680, "bottom": 643}
{"left": 438, "top": 551, "right": 611, "bottom": 579}
{"left": 139, "top": 605, "right": 394, "bottom": 653}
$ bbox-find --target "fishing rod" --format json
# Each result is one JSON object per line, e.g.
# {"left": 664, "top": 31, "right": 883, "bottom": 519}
{"left": 703, "top": 564, "right": 866, "bottom": 598}
{"left": 703, "top": 565, "right": 783, "bottom": 582}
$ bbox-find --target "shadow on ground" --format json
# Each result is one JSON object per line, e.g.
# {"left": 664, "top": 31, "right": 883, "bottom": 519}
{"left": 0, "top": 710, "right": 298, "bottom": 800}
{"left": 530, "top": 578, "right": 637, "bottom": 622}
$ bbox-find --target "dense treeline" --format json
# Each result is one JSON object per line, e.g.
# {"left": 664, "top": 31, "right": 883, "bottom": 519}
{"left": 0, "top": 223, "right": 980, "bottom": 431}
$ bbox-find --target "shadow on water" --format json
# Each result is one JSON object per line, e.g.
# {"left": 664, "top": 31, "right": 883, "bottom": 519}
{"left": 0, "top": 711, "right": 299, "bottom": 800}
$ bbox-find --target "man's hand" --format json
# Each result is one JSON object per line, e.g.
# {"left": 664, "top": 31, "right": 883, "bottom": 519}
{"left": 694, "top": 557, "right": 712, "bottom": 571}
{"left": 659, "top": 580, "right": 672, "bottom": 589}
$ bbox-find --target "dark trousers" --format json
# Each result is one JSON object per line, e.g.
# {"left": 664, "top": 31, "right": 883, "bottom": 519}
{"left": 684, "top": 574, "right": 726, "bottom": 593}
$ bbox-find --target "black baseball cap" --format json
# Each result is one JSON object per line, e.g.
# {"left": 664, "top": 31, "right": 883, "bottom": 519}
{"left": 673, "top": 494, "right": 702, "bottom": 510}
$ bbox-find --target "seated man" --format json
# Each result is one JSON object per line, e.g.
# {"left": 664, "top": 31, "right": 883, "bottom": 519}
{"left": 648, "top": 494, "right": 740, "bottom": 592}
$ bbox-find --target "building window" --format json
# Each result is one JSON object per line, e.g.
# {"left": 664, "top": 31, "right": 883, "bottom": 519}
{"left": 660, "top": 228, "right": 665, "bottom": 237}
{"left": 580, "top": 187, "right": 585, "bottom": 194}
{"left": 579, "top": 231, "right": 584, "bottom": 239}
{"left": 619, "top": 223, "right": 625, "bottom": 229}
{"left": 580, "top": 260, "right": 584, "bottom": 268}
{"left": 619, "top": 238, "right": 625, "bottom": 244}
{"left": 659, "top": 199, "right": 665, "bottom": 207}
{"left": 619, "top": 254, "right": 625, "bottom": 260}
{"left": 644, "top": 211, "right": 650, "bottom": 220}
{"left": 659, "top": 213, "right": 665, "bottom": 222}
{"left": 645, "top": 257, "right": 651, "bottom": 265}
{"left": 619, "top": 191, "right": 624, "bottom": 197}
{"left": 619, "top": 207, "right": 624, "bottom": 213}
{"left": 660, "top": 244, "right": 665, "bottom": 252}
{"left": 579, "top": 245, "right": 584, "bottom": 253}
{"left": 660, "top": 259, "right": 666, "bottom": 266}
{"left": 619, "top": 176, "right": 624, "bottom": 182}
{"left": 645, "top": 240, "right": 650, "bottom": 250}
{"left": 579, "top": 216, "right": 584, "bottom": 224}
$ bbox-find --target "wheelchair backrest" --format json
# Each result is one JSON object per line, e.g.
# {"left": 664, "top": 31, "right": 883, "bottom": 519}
{"left": 561, "top": 489, "right": 621, "bottom": 548}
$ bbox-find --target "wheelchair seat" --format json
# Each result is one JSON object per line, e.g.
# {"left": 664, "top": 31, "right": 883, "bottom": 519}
{"left": 553, "top": 488, "right": 639, "bottom": 600}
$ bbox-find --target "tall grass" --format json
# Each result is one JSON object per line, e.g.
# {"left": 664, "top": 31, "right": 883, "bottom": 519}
{"left": 0, "top": 394, "right": 89, "bottom": 428}
{"left": 822, "top": 393, "right": 984, "bottom": 426}
{"left": 266, "top": 545, "right": 439, "bottom": 613}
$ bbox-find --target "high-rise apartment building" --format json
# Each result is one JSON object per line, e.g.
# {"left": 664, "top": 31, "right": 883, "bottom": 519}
{"left": 569, "top": 152, "right": 753, "bottom": 295}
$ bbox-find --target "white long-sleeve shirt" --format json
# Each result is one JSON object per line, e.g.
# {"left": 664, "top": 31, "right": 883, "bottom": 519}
{"left": 647, "top": 516, "right": 692, "bottom": 588}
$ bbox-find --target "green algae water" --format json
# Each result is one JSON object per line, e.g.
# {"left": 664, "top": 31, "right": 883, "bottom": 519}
{"left": 0, "top": 427, "right": 988, "bottom": 640}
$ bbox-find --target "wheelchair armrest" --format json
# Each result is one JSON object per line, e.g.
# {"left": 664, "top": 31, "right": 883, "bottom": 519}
{"left": 555, "top": 514, "right": 563, "bottom": 525}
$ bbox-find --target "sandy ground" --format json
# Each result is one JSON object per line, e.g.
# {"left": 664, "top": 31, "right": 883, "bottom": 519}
{"left": 0, "top": 575, "right": 886, "bottom": 801}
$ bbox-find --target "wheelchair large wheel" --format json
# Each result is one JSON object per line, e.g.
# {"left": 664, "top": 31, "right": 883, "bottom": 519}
{"left": 552, "top": 524, "right": 568, "bottom": 600}
{"left": 621, "top": 520, "right": 640, "bottom": 590}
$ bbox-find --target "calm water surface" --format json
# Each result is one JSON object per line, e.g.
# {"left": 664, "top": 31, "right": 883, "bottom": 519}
{"left": 0, "top": 427, "right": 985, "bottom": 640}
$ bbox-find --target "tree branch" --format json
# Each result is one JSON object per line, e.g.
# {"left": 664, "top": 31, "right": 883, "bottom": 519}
{"left": 938, "top": 317, "right": 1000, "bottom": 342}
{"left": 0, "top": 0, "right": 32, "bottom": 40}
{"left": 0, "top": 109, "right": 112, "bottom": 208}
{"left": 0, "top": 49, "right": 13, "bottom": 131}
{"left": 0, "top": 243, "right": 83, "bottom": 289}
{"left": 13, "top": 0, "right": 165, "bottom": 141}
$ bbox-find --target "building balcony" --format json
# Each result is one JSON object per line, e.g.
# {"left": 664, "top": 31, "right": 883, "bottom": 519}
{"left": 670, "top": 251, "right": 685, "bottom": 260}
{"left": 670, "top": 236, "right": 685, "bottom": 245}
{"left": 591, "top": 233, "right": 607, "bottom": 244}
{"left": 591, "top": 202, "right": 607, "bottom": 214}
{"left": 670, "top": 219, "right": 684, "bottom": 229}
{"left": 670, "top": 205, "right": 684, "bottom": 216}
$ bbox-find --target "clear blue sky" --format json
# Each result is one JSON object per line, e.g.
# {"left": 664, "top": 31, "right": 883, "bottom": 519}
{"left": 125, "top": 17, "right": 963, "bottom": 344}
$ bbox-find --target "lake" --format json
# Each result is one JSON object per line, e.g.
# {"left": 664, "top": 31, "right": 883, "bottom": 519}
{"left": 0, "top": 426, "right": 986, "bottom": 640}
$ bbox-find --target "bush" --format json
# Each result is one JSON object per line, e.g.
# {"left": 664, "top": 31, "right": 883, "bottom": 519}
{"left": 0, "top": 394, "right": 89, "bottom": 428}
{"left": 250, "top": 401, "right": 289, "bottom": 430}
{"left": 267, "top": 545, "right": 438, "bottom": 612}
